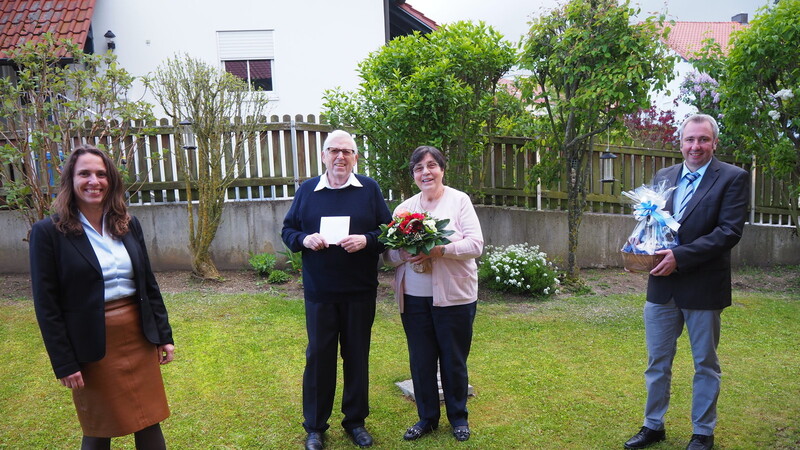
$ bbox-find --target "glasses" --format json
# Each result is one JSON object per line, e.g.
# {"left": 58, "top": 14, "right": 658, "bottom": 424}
{"left": 413, "top": 162, "right": 440, "bottom": 173}
{"left": 326, "top": 148, "right": 355, "bottom": 157}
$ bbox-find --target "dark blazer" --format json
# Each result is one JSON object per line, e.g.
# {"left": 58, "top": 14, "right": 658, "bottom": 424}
{"left": 647, "top": 157, "right": 749, "bottom": 310}
{"left": 29, "top": 215, "right": 173, "bottom": 379}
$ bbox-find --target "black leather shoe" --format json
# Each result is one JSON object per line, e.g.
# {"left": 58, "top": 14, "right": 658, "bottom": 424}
{"left": 403, "top": 422, "right": 438, "bottom": 441}
{"left": 346, "top": 426, "right": 373, "bottom": 448}
{"left": 686, "top": 434, "right": 714, "bottom": 450}
{"left": 453, "top": 425, "right": 471, "bottom": 442}
{"left": 624, "top": 426, "right": 666, "bottom": 449}
{"left": 305, "top": 431, "right": 324, "bottom": 450}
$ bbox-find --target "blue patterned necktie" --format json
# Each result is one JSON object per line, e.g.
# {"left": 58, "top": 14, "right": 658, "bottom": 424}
{"left": 677, "top": 172, "right": 700, "bottom": 218}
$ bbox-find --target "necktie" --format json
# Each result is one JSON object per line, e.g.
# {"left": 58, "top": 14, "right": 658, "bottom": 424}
{"left": 677, "top": 172, "right": 700, "bottom": 218}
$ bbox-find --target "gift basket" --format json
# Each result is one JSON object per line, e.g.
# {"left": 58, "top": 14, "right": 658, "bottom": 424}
{"left": 620, "top": 181, "right": 680, "bottom": 272}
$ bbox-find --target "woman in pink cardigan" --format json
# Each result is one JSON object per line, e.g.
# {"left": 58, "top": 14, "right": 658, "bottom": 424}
{"left": 384, "top": 146, "right": 484, "bottom": 443}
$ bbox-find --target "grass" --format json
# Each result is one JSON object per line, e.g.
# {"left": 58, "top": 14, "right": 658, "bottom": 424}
{"left": 1, "top": 272, "right": 798, "bottom": 449}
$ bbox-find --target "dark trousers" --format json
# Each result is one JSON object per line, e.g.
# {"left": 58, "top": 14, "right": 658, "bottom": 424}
{"left": 302, "top": 300, "right": 376, "bottom": 433}
{"left": 401, "top": 295, "right": 476, "bottom": 428}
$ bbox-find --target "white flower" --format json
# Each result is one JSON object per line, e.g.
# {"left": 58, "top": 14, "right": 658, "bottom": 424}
{"left": 387, "top": 227, "right": 396, "bottom": 236}
{"left": 773, "top": 89, "right": 795, "bottom": 100}
{"left": 423, "top": 219, "right": 437, "bottom": 232}
{"left": 768, "top": 110, "right": 781, "bottom": 120}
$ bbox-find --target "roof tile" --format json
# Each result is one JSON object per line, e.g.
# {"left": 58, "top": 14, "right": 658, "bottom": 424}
{"left": 660, "top": 21, "right": 749, "bottom": 60}
{"left": 0, "top": 0, "right": 97, "bottom": 59}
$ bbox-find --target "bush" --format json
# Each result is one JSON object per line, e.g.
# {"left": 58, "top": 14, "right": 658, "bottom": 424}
{"left": 279, "top": 244, "right": 302, "bottom": 274}
{"left": 248, "top": 252, "right": 277, "bottom": 277}
{"left": 478, "top": 243, "right": 561, "bottom": 297}
{"left": 267, "top": 269, "right": 292, "bottom": 284}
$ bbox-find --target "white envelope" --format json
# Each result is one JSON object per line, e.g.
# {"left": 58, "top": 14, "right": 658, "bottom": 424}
{"left": 319, "top": 216, "right": 350, "bottom": 244}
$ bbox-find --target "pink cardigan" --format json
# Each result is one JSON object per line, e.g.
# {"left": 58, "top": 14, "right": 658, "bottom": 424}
{"left": 384, "top": 187, "right": 484, "bottom": 312}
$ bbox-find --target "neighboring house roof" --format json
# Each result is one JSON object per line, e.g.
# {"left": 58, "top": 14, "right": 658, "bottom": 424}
{"left": 660, "top": 21, "right": 749, "bottom": 61}
{"left": 0, "top": 0, "right": 97, "bottom": 61}
{"left": 387, "top": 0, "right": 438, "bottom": 41}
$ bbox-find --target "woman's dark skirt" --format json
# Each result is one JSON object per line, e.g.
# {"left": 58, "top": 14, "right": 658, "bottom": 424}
{"left": 72, "top": 297, "right": 170, "bottom": 437}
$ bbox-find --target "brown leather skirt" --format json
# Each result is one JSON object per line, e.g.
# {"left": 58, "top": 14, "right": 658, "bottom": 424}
{"left": 72, "top": 296, "right": 170, "bottom": 437}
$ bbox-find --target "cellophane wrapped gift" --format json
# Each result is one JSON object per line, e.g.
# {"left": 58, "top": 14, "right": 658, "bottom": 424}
{"left": 620, "top": 181, "right": 681, "bottom": 272}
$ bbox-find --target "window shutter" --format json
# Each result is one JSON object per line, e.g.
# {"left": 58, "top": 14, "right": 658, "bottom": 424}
{"left": 217, "top": 30, "right": 274, "bottom": 60}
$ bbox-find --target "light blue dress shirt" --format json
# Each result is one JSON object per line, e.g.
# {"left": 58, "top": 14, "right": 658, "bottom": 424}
{"left": 79, "top": 212, "right": 137, "bottom": 302}
{"left": 672, "top": 160, "right": 711, "bottom": 221}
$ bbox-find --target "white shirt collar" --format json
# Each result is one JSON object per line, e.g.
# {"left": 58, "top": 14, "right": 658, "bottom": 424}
{"left": 314, "top": 172, "right": 363, "bottom": 191}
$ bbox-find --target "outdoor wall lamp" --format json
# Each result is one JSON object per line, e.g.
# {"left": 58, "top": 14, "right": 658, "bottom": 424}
{"left": 179, "top": 120, "right": 196, "bottom": 150}
{"left": 104, "top": 30, "right": 116, "bottom": 50}
{"left": 600, "top": 146, "right": 617, "bottom": 183}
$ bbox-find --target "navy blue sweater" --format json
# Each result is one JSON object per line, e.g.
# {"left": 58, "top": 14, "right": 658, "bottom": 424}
{"left": 281, "top": 175, "right": 392, "bottom": 302}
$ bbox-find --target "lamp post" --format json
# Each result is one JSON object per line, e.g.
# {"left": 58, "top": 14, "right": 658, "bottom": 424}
{"left": 600, "top": 146, "right": 617, "bottom": 183}
{"left": 179, "top": 120, "right": 196, "bottom": 149}
{"left": 104, "top": 30, "right": 116, "bottom": 51}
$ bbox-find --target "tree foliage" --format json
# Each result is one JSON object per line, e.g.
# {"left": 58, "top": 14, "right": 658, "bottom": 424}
{"left": 715, "top": 1, "right": 800, "bottom": 231}
{"left": 518, "top": 0, "right": 676, "bottom": 278}
{"left": 0, "top": 33, "right": 152, "bottom": 233}
{"left": 323, "top": 21, "right": 516, "bottom": 198}
{"left": 148, "top": 55, "right": 271, "bottom": 279}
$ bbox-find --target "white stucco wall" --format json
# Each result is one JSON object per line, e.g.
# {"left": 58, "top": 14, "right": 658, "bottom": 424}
{"left": 651, "top": 55, "right": 698, "bottom": 122}
{"left": 91, "top": 0, "right": 386, "bottom": 118}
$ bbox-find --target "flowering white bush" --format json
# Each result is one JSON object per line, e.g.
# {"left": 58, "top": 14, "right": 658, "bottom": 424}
{"left": 478, "top": 243, "right": 561, "bottom": 297}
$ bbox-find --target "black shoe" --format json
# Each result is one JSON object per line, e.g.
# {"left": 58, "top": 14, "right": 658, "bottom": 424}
{"left": 624, "top": 426, "right": 666, "bottom": 449}
{"left": 403, "top": 422, "right": 438, "bottom": 441}
{"left": 453, "top": 425, "right": 471, "bottom": 442}
{"left": 346, "top": 426, "right": 373, "bottom": 448}
{"left": 686, "top": 434, "right": 714, "bottom": 450}
{"left": 305, "top": 431, "right": 324, "bottom": 450}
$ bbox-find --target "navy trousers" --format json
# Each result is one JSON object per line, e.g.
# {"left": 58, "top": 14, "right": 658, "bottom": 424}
{"left": 401, "top": 295, "right": 476, "bottom": 428}
{"left": 302, "top": 300, "right": 376, "bottom": 433}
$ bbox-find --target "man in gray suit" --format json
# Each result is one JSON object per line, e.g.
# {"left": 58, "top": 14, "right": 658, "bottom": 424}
{"left": 624, "top": 114, "right": 749, "bottom": 450}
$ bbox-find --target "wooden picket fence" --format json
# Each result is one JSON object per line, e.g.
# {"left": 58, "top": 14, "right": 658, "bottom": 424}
{"left": 1, "top": 114, "right": 796, "bottom": 227}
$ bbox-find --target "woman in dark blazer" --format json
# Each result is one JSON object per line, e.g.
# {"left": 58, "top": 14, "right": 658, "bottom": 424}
{"left": 29, "top": 145, "right": 175, "bottom": 449}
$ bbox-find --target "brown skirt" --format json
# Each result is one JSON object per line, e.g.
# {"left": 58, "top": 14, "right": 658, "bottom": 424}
{"left": 72, "top": 297, "right": 170, "bottom": 437}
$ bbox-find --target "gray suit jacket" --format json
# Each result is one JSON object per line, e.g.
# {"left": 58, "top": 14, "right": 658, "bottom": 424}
{"left": 646, "top": 157, "right": 749, "bottom": 310}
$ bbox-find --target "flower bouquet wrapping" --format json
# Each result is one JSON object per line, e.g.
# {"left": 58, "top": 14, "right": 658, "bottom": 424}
{"left": 620, "top": 181, "right": 681, "bottom": 272}
{"left": 379, "top": 210, "right": 454, "bottom": 273}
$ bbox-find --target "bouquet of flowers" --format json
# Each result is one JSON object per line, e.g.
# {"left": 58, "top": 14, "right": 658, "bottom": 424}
{"left": 379, "top": 210, "right": 454, "bottom": 255}
{"left": 620, "top": 181, "right": 681, "bottom": 272}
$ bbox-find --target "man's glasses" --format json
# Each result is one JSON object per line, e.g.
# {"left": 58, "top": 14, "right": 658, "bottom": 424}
{"left": 326, "top": 148, "right": 355, "bottom": 157}
{"left": 412, "top": 162, "right": 439, "bottom": 173}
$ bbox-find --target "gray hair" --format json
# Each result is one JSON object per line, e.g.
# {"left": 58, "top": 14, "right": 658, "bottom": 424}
{"left": 679, "top": 114, "right": 719, "bottom": 141}
{"left": 322, "top": 130, "right": 358, "bottom": 154}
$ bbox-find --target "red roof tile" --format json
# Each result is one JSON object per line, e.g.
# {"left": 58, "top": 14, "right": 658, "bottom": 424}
{"left": 0, "top": 0, "right": 96, "bottom": 60}
{"left": 399, "top": 1, "right": 439, "bottom": 31}
{"left": 660, "top": 21, "right": 749, "bottom": 60}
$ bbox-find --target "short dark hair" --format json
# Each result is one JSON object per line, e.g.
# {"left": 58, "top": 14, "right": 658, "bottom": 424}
{"left": 409, "top": 146, "right": 446, "bottom": 177}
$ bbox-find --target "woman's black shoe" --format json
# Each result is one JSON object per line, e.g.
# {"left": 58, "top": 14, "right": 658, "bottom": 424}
{"left": 403, "top": 422, "right": 437, "bottom": 441}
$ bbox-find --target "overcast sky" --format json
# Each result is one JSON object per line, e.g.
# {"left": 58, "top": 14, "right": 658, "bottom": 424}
{"left": 407, "top": 0, "right": 773, "bottom": 44}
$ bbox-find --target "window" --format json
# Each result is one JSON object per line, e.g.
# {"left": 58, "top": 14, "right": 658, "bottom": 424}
{"left": 217, "top": 30, "right": 275, "bottom": 92}
{"left": 224, "top": 60, "right": 272, "bottom": 91}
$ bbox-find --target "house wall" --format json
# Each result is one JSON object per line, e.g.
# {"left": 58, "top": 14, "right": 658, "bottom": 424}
{"left": 91, "top": 0, "right": 386, "bottom": 117}
{"left": 651, "top": 55, "right": 697, "bottom": 121}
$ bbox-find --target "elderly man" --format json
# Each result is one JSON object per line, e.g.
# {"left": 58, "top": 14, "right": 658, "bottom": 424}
{"left": 282, "top": 130, "right": 392, "bottom": 450}
{"left": 624, "top": 114, "right": 749, "bottom": 450}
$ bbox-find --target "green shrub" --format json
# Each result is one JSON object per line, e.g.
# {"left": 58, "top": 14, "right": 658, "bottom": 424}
{"left": 248, "top": 252, "right": 277, "bottom": 277}
{"left": 478, "top": 243, "right": 561, "bottom": 297}
{"left": 267, "top": 269, "right": 292, "bottom": 284}
{"left": 279, "top": 244, "right": 302, "bottom": 274}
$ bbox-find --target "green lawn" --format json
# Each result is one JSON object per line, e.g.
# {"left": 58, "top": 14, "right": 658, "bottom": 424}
{"left": 1, "top": 276, "right": 798, "bottom": 449}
